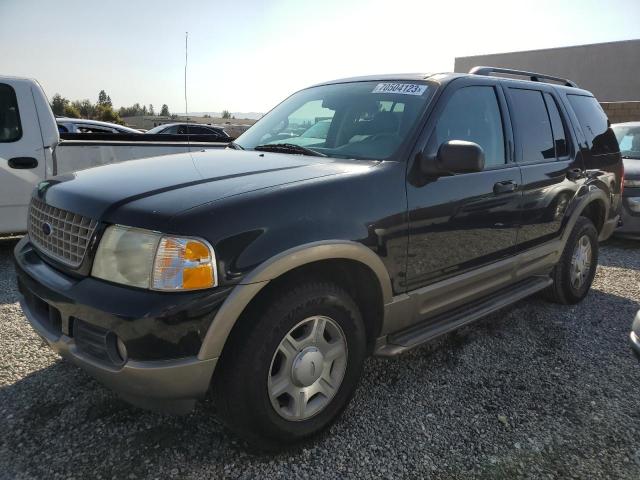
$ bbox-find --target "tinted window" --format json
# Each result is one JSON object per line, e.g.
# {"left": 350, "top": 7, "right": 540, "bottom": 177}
{"left": 188, "top": 125, "right": 213, "bottom": 135}
{"left": 433, "top": 86, "right": 505, "bottom": 167}
{"left": 162, "top": 125, "right": 179, "bottom": 134}
{"left": 567, "top": 94, "right": 618, "bottom": 155}
{"left": 0, "top": 83, "right": 22, "bottom": 142}
{"left": 509, "top": 89, "right": 554, "bottom": 162}
{"left": 544, "top": 93, "right": 569, "bottom": 157}
{"left": 76, "top": 125, "right": 116, "bottom": 134}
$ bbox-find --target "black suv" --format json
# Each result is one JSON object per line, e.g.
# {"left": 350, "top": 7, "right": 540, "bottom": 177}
{"left": 15, "top": 67, "right": 622, "bottom": 448}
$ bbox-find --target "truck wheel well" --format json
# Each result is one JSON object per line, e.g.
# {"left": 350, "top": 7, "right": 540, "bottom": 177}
{"left": 223, "top": 259, "right": 385, "bottom": 358}
{"left": 581, "top": 200, "right": 606, "bottom": 233}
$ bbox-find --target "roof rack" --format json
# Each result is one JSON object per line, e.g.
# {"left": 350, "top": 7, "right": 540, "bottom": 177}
{"left": 469, "top": 66, "right": 578, "bottom": 88}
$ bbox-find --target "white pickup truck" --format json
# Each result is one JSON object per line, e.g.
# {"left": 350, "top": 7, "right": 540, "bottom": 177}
{"left": 0, "top": 76, "right": 229, "bottom": 234}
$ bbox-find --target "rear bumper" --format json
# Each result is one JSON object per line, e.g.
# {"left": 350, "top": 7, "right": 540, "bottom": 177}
{"left": 14, "top": 237, "right": 227, "bottom": 413}
{"left": 614, "top": 195, "right": 640, "bottom": 239}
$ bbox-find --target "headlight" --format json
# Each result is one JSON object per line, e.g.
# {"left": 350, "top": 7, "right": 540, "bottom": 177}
{"left": 624, "top": 179, "right": 640, "bottom": 188}
{"left": 92, "top": 225, "right": 217, "bottom": 291}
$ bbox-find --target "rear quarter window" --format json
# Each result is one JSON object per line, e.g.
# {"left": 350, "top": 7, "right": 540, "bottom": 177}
{"left": 567, "top": 94, "right": 618, "bottom": 155}
{"left": 0, "top": 83, "right": 22, "bottom": 142}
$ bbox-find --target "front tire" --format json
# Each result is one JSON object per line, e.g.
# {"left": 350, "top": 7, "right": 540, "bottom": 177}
{"left": 545, "top": 216, "right": 598, "bottom": 304}
{"left": 213, "top": 281, "right": 366, "bottom": 449}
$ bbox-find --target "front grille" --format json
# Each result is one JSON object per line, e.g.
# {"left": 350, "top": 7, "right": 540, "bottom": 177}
{"left": 28, "top": 197, "right": 98, "bottom": 268}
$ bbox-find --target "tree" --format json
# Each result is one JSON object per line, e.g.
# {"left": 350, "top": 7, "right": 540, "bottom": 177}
{"left": 63, "top": 104, "right": 81, "bottom": 118}
{"left": 98, "top": 90, "right": 112, "bottom": 107}
{"left": 50, "top": 94, "right": 68, "bottom": 116}
{"left": 149, "top": 104, "right": 154, "bottom": 116}
{"left": 221, "top": 110, "right": 231, "bottom": 119}
{"left": 95, "top": 104, "right": 121, "bottom": 123}
{"left": 71, "top": 99, "right": 94, "bottom": 119}
{"left": 160, "top": 104, "right": 170, "bottom": 116}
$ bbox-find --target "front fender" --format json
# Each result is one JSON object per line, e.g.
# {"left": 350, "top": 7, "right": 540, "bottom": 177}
{"left": 197, "top": 240, "right": 393, "bottom": 360}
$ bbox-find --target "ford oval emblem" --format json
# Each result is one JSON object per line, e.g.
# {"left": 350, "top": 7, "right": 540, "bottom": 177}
{"left": 42, "top": 223, "right": 52, "bottom": 236}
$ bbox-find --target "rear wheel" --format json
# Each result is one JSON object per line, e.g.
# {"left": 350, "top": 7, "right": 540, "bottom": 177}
{"left": 213, "top": 281, "right": 366, "bottom": 449}
{"left": 545, "top": 216, "right": 598, "bottom": 304}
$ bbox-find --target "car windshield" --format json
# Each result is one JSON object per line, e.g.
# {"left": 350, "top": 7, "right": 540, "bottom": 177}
{"left": 613, "top": 125, "right": 640, "bottom": 159}
{"left": 235, "top": 81, "right": 432, "bottom": 160}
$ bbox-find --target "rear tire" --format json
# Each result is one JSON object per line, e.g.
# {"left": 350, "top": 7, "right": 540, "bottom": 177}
{"left": 545, "top": 216, "right": 598, "bottom": 304}
{"left": 213, "top": 281, "right": 366, "bottom": 450}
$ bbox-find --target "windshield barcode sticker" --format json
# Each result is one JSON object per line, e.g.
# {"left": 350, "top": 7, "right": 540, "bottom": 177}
{"left": 372, "top": 83, "right": 427, "bottom": 95}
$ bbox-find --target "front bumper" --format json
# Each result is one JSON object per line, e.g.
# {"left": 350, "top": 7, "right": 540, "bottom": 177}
{"left": 14, "top": 237, "right": 229, "bottom": 413}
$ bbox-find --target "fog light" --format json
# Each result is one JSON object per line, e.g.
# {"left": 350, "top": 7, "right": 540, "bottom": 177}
{"left": 116, "top": 337, "right": 128, "bottom": 362}
{"left": 627, "top": 197, "right": 640, "bottom": 213}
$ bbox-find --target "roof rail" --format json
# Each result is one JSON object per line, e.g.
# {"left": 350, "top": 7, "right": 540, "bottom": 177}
{"left": 469, "top": 66, "right": 579, "bottom": 88}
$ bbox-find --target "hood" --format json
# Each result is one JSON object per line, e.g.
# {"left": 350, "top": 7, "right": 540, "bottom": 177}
{"left": 38, "top": 149, "right": 372, "bottom": 227}
{"left": 623, "top": 158, "right": 640, "bottom": 178}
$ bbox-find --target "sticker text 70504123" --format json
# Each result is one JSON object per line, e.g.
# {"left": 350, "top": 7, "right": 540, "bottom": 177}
{"left": 371, "top": 83, "right": 427, "bottom": 96}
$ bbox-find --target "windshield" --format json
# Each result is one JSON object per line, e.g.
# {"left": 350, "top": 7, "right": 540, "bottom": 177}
{"left": 235, "top": 81, "right": 432, "bottom": 160}
{"left": 613, "top": 124, "right": 640, "bottom": 159}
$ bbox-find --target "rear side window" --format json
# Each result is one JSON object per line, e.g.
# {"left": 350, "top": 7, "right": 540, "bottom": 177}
{"left": 0, "top": 83, "right": 22, "bottom": 142}
{"left": 567, "top": 94, "right": 618, "bottom": 155}
{"left": 187, "top": 126, "right": 212, "bottom": 135}
{"left": 508, "top": 88, "right": 555, "bottom": 162}
{"left": 544, "top": 93, "right": 569, "bottom": 158}
{"left": 433, "top": 86, "right": 505, "bottom": 168}
{"left": 162, "top": 125, "right": 179, "bottom": 134}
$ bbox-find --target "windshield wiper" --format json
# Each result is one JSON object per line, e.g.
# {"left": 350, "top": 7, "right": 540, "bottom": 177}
{"left": 227, "top": 140, "right": 244, "bottom": 150}
{"left": 254, "top": 143, "right": 327, "bottom": 157}
{"left": 622, "top": 155, "right": 640, "bottom": 160}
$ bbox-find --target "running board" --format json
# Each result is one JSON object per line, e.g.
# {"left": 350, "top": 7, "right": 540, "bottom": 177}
{"left": 375, "top": 276, "right": 552, "bottom": 357}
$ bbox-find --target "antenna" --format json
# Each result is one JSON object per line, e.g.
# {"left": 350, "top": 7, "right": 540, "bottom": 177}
{"left": 184, "top": 31, "right": 190, "bottom": 151}
{"left": 184, "top": 31, "right": 189, "bottom": 118}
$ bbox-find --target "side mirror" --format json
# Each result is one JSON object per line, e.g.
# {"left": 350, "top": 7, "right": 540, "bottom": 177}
{"left": 420, "top": 140, "right": 485, "bottom": 176}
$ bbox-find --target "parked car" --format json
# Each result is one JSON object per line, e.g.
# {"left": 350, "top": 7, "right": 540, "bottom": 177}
{"left": 14, "top": 67, "right": 622, "bottom": 448}
{"left": 612, "top": 122, "right": 640, "bottom": 238}
{"left": 147, "top": 122, "right": 229, "bottom": 140}
{"left": 56, "top": 117, "right": 143, "bottom": 135}
{"left": 0, "top": 76, "right": 230, "bottom": 235}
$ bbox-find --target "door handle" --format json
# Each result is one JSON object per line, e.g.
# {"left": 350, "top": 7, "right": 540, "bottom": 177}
{"left": 8, "top": 157, "right": 38, "bottom": 169}
{"left": 566, "top": 168, "right": 584, "bottom": 180}
{"left": 493, "top": 180, "right": 517, "bottom": 194}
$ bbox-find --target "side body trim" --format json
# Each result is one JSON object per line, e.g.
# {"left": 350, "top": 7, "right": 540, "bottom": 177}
{"left": 382, "top": 239, "right": 561, "bottom": 335}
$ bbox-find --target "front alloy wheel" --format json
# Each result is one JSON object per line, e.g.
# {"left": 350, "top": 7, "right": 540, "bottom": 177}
{"left": 214, "top": 281, "right": 366, "bottom": 449}
{"left": 268, "top": 315, "right": 348, "bottom": 421}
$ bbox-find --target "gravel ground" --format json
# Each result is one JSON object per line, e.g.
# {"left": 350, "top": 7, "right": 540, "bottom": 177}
{"left": 1, "top": 236, "right": 639, "bottom": 479}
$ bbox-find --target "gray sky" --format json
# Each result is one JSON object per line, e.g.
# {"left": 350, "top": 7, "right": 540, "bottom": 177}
{"left": 2, "top": 0, "right": 639, "bottom": 113}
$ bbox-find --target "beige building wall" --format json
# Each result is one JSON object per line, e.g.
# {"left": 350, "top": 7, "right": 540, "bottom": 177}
{"left": 601, "top": 102, "right": 640, "bottom": 124}
{"left": 454, "top": 39, "right": 640, "bottom": 102}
